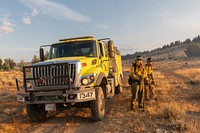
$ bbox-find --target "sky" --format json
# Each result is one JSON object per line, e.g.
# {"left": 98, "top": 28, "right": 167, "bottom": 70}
{"left": 1, "top": 0, "right": 200, "bottom": 62}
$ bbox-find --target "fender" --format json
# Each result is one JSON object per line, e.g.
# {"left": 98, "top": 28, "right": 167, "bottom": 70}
{"left": 95, "top": 72, "right": 107, "bottom": 86}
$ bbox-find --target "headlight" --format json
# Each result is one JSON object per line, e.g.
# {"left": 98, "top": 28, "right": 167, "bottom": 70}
{"left": 81, "top": 78, "right": 89, "bottom": 85}
{"left": 89, "top": 75, "right": 95, "bottom": 80}
{"left": 80, "top": 74, "right": 96, "bottom": 85}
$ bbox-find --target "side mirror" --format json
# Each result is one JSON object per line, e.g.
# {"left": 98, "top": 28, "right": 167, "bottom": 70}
{"left": 40, "top": 48, "right": 45, "bottom": 61}
{"left": 108, "top": 40, "right": 115, "bottom": 58}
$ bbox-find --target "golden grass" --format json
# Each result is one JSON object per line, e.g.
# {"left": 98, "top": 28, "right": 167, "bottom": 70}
{"left": 174, "top": 68, "right": 200, "bottom": 80}
{"left": 159, "top": 101, "right": 186, "bottom": 121}
{"left": 0, "top": 70, "right": 23, "bottom": 90}
{"left": 0, "top": 59, "right": 199, "bottom": 132}
{"left": 0, "top": 124, "right": 16, "bottom": 133}
{"left": 0, "top": 123, "right": 30, "bottom": 133}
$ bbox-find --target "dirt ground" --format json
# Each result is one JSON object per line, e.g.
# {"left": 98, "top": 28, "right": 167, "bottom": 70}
{"left": 0, "top": 59, "right": 200, "bottom": 133}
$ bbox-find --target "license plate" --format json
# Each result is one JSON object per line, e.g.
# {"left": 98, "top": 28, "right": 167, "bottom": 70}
{"left": 77, "top": 91, "right": 95, "bottom": 100}
{"left": 45, "top": 104, "right": 56, "bottom": 111}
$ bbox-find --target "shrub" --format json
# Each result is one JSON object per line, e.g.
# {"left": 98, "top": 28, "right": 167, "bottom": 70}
{"left": 160, "top": 101, "right": 186, "bottom": 122}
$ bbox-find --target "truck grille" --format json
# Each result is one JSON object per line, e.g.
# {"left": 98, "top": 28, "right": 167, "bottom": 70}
{"left": 32, "top": 63, "right": 75, "bottom": 87}
{"left": 23, "top": 63, "right": 76, "bottom": 91}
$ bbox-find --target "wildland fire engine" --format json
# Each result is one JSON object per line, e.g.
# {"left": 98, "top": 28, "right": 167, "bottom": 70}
{"left": 16, "top": 36, "right": 123, "bottom": 122}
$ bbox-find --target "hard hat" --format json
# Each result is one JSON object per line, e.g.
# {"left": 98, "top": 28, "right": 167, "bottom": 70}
{"left": 147, "top": 57, "right": 152, "bottom": 62}
{"left": 136, "top": 55, "right": 142, "bottom": 60}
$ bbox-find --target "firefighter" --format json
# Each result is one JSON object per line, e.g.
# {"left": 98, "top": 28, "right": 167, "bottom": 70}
{"left": 130, "top": 55, "right": 146, "bottom": 110}
{"left": 145, "top": 57, "right": 157, "bottom": 100}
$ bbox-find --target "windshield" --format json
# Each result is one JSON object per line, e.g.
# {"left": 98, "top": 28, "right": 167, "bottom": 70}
{"left": 49, "top": 40, "right": 97, "bottom": 59}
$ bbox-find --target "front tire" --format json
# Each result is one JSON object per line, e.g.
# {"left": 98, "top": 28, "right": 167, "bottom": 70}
{"left": 27, "top": 104, "right": 48, "bottom": 122}
{"left": 91, "top": 87, "right": 105, "bottom": 121}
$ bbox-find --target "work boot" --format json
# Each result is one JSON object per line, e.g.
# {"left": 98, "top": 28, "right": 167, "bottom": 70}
{"left": 131, "top": 107, "right": 135, "bottom": 112}
{"left": 139, "top": 105, "right": 143, "bottom": 109}
{"left": 130, "top": 103, "right": 135, "bottom": 111}
{"left": 154, "top": 97, "right": 158, "bottom": 101}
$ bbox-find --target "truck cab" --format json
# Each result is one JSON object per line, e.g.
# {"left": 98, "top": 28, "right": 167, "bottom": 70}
{"left": 16, "top": 36, "right": 123, "bottom": 122}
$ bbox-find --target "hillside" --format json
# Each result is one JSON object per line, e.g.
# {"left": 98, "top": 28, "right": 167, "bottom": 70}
{"left": 150, "top": 43, "right": 188, "bottom": 61}
{"left": 122, "top": 43, "right": 188, "bottom": 61}
{"left": 122, "top": 35, "right": 200, "bottom": 61}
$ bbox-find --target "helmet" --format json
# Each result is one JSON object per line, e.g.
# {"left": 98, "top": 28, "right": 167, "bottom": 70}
{"left": 136, "top": 55, "right": 142, "bottom": 60}
{"left": 147, "top": 57, "right": 152, "bottom": 62}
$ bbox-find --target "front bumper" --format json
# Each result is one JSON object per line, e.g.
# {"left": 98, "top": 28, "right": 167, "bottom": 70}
{"left": 17, "top": 88, "right": 95, "bottom": 104}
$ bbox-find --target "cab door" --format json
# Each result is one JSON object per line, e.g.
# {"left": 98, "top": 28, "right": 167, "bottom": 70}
{"left": 98, "top": 42, "right": 109, "bottom": 75}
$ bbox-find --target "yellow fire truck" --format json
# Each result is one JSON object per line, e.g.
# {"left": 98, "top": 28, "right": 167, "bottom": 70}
{"left": 16, "top": 36, "right": 123, "bottom": 122}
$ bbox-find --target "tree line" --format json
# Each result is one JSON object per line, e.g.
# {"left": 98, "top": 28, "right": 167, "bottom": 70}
{"left": 0, "top": 51, "right": 48, "bottom": 71}
{"left": 0, "top": 58, "right": 16, "bottom": 71}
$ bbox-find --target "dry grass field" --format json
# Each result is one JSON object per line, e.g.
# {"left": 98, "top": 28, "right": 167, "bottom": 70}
{"left": 0, "top": 58, "right": 200, "bottom": 133}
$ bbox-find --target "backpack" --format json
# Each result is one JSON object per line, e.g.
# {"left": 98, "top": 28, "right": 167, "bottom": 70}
{"left": 128, "top": 76, "right": 133, "bottom": 85}
{"left": 128, "top": 62, "right": 137, "bottom": 85}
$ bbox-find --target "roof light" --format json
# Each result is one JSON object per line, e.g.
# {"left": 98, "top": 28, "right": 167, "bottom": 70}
{"left": 59, "top": 36, "right": 94, "bottom": 42}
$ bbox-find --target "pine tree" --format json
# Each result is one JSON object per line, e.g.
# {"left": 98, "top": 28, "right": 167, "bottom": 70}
{"left": 8, "top": 58, "right": 16, "bottom": 69}
{"left": 3, "top": 58, "right": 10, "bottom": 71}
{"left": 185, "top": 42, "right": 200, "bottom": 57}
{"left": 31, "top": 55, "right": 40, "bottom": 64}
{"left": 19, "top": 59, "right": 25, "bottom": 68}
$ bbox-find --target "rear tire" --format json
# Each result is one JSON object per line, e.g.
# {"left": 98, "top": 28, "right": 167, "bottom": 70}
{"left": 27, "top": 104, "right": 48, "bottom": 122}
{"left": 91, "top": 87, "right": 105, "bottom": 121}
